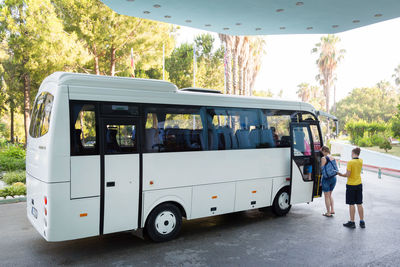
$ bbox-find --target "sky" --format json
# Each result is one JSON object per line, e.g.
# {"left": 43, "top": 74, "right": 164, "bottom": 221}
{"left": 175, "top": 17, "right": 400, "bottom": 104}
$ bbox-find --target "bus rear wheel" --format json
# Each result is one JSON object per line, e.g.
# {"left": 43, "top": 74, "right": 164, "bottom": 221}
{"left": 145, "top": 203, "right": 182, "bottom": 242}
{"left": 272, "top": 187, "right": 291, "bottom": 216}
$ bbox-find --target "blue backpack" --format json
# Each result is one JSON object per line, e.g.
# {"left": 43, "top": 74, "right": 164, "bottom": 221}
{"left": 322, "top": 157, "right": 338, "bottom": 179}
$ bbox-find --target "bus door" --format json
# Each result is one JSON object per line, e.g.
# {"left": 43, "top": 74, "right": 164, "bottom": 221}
{"left": 100, "top": 118, "right": 140, "bottom": 234}
{"left": 289, "top": 122, "right": 322, "bottom": 204}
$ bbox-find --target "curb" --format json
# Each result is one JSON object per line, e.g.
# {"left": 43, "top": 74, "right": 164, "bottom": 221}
{"left": 0, "top": 197, "right": 26, "bottom": 205}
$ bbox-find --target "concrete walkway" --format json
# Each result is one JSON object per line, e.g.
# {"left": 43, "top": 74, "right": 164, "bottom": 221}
{"left": 0, "top": 169, "right": 399, "bottom": 266}
{"left": 331, "top": 140, "right": 400, "bottom": 177}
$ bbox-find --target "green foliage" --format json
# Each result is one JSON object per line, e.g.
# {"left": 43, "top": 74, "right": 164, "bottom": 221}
{"left": 0, "top": 145, "right": 25, "bottom": 159}
{"left": 166, "top": 34, "right": 224, "bottom": 90}
{"left": 379, "top": 139, "right": 392, "bottom": 152}
{"left": 370, "top": 134, "right": 385, "bottom": 147}
{"left": 0, "top": 145, "right": 26, "bottom": 171}
{"left": 0, "top": 137, "right": 7, "bottom": 148}
{"left": 345, "top": 120, "right": 388, "bottom": 145}
{"left": 3, "top": 170, "right": 26, "bottom": 185}
{"left": 391, "top": 104, "right": 400, "bottom": 137}
{"left": 0, "top": 182, "right": 26, "bottom": 198}
{"left": 334, "top": 85, "right": 399, "bottom": 131}
{"left": 357, "top": 136, "right": 373, "bottom": 147}
{"left": 52, "top": 0, "right": 174, "bottom": 76}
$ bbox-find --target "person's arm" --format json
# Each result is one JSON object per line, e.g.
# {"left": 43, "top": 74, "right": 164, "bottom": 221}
{"left": 321, "top": 156, "right": 327, "bottom": 167}
{"left": 338, "top": 169, "right": 351, "bottom": 177}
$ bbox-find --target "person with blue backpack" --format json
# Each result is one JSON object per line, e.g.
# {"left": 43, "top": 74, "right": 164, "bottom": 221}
{"left": 320, "top": 146, "right": 338, "bottom": 217}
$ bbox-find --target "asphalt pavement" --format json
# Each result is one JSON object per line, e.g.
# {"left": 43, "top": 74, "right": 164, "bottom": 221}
{"left": 1, "top": 170, "right": 400, "bottom": 267}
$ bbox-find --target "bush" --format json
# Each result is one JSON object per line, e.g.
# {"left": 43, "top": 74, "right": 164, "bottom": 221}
{"left": 0, "top": 144, "right": 26, "bottom": 171}
{"left": 346, "top": 120, "right": 389, "bottom": 145}
{"left": 357, "top": 136, "right": 373, "bottom": 147}
{"left": 0, "top": 155, "right": 25, "bottom": 172}
{"left": 0, "top": 145, "right": 25, "bottom": 159}
{"left": 0, "top": 183, "right": 26, "bottom": 198}
{"left": 370, "top": 134, "right": 385, "bottom": 146}
{"left": 379, "top": 139, "right": 392, "bottom": 152}
{"left": 3, "top": 171, "right": 26, "bottom": 185}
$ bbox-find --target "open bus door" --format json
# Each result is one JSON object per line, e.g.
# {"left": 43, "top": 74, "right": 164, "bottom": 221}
{"left": 289, "top": 121, "right": 323, "bottom": 205}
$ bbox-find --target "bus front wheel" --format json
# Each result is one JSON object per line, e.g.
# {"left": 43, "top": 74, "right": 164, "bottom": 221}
{"left": 272, "top": 187, "right": 291, "bottom": 216}
{"left": 145, "top": 203, "right": 182, "bottom": 242}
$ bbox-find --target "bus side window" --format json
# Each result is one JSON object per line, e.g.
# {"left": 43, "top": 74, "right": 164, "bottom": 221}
{"left": 144, "top": 107, "right": 205, "bottom": 153}
{"left": 70, "top": 103, "right": 98, "bottom": 155}
{"left": 263, "top": 110, "right": 291, "bottom": 147}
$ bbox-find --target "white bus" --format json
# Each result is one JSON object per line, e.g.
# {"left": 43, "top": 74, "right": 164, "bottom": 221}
{"left": 27, "top": 72, "right": 334, "bottom": 242}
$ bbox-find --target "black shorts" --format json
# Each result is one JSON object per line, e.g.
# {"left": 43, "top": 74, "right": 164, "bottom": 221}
{"left": 346, "top": 184, "right": 363, "bottom": 205}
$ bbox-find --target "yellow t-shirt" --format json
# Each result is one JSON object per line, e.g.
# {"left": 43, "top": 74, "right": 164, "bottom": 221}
{"left": 347, "top": 158, "right": 363, "bottom": 185}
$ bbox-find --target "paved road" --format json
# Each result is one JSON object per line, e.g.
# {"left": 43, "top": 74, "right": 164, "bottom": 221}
{"left": 1, "top": 170, "right": 400, "bottom": 267}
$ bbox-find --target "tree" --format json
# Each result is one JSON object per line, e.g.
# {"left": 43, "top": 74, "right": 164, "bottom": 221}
{"left": 393, "top": 64, "right": 400, "bottom": 87}
{"left": 1, "top": 0, "right": 88, "bottom": 143}
{"left": 391, "top": 104, "right": 400, "bottom": 137}
{"left": 166, "top": 34, "right": 224, "bottom": 90}
{"left": 296, "top": 83, "right": 325, "bottom": 110}
{"left": 218, "top": 34, "right": 235, "bottom": 94}
{"left": 334, "top": 85, "right": 399, "bottom": 131}
{"left": 52, "top": 0, "right": 174, "bottom": 77}
{"left": 312, "top": 35, "right": 345, "bottom": 112}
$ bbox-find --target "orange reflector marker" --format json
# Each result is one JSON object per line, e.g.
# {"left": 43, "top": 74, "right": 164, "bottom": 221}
{"left": 212, "top": 195, "right": 218, "bottom": 199}
{"left": 252, "top": 190, "right": 257, "bottom": 194}
{"left": 44, "top": 207, "right": 47, "bottom": 216}
{"left": 44, "top": 196, "right": 47, "bottom": 205}
{"left": 150, "top": 181, "right": 154, "bottom": 185}
{"left": 80, "top": 213, "right": 88, "bottom": 217}
{"left": 286, "top": 177, "right": 291, "bottom": 181}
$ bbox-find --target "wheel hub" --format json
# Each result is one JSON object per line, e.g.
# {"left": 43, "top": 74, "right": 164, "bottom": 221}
{"left": 278, "top": 192, "right": 289, "bottom": 210}
{"left": 155, "top": 211, "right": 176, "bottom": 235}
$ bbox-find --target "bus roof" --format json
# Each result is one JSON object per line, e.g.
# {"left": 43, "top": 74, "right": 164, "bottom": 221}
{"left": 41, "top": 72, "right": 317, "bottom": 115}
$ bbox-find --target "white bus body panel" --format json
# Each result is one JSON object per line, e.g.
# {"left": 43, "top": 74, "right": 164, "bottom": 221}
{"left": 290, "top": 160, "right": 313, "bottom": 204}
{"left": 142, "top": 187, "right": 192, "bottom": 226}
{"left": 191, "top": 182, "right": 236, "bottom": 219}
{"left": 143, "top": 148, "right": 290, "bottom": 191}
{"left": 234, "top": 178, "right": 273, "bottom": 211}
{"left": 70, "top": 156, "right": 100, "bottom": 198}
{"left": 104, "top": 154, "right": 139, "bottom": 234}
{"left": 27, "top": 174, "right": 100, "bottom": 242}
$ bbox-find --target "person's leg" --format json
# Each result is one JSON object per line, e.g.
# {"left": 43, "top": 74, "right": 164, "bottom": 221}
{"left": 329, "top": 191, "right": 335, "bottom": 214}
{"left": 329, "top": 178, "right": 336, "bottom": 214}
{"left": 324, "top": 191, "right": 331, "bottom": 214}
{"left": 357, "top": 205, "right": 364, "bottom": 220}
{"left": 349, "top": 205, "right": 355, "bottom": 222}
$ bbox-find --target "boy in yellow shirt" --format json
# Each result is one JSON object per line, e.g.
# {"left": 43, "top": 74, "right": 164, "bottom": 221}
{"left": 338, "top": 147, "right": 365, "bottom": 229}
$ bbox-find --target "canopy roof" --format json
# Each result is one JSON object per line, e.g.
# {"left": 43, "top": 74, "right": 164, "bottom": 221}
{"left": 102, "top": 0, "right": 400, "bottom": 35}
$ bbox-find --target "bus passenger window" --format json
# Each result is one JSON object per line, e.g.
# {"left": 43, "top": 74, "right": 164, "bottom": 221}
{"left": 144, "top": 107, "right": 205, "bottom": 153}
{"left": 70, "top": 103, "right": 98, "bottom": 155}
{"left": 263, "top": 110, "right": 291, "bottom": 148}
{"left": 105, "top": 124, "right": 137, "bottom": 154}
{"left": 310, "top": 125, "right": 321, "bottom": 151}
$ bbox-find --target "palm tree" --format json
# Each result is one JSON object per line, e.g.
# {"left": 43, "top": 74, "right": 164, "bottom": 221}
{"left": 232, "top": 36, "right": 244, "bottom": 95}
{"left": 246, "top": 37, "right": 266, "bottom": 96}
{"left": 312, "top": 35, "right": 345, "bottom": 112}
{"left": 238, "top": 37, "right": 250, "bottom": 95}
{"left": 296, "top": 83, "right": 311, "bottom": 102}
{"left": 218, "top": 34, "right": 234, "bottom": 94}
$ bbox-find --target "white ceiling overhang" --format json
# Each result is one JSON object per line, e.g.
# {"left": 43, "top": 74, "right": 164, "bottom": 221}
{"left": 101, "top": 0, "right": 400, "bottom": 35}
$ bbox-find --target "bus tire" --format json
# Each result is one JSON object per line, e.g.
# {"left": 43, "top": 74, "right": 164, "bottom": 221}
{"left": 272, "top": 187, "right": 291, "bottom": 216}
{"left": 145, "top": 203, "right": 182, "bottom": 242}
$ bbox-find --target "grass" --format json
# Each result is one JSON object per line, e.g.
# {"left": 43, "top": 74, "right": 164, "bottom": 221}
{"left": 365, "top": 144, "right": 400, "bottom": 157}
